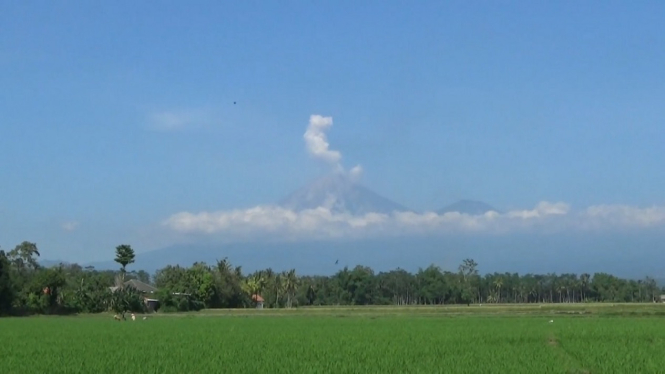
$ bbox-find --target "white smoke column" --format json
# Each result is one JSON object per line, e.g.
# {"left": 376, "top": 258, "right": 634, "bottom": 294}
{"left": 304, "top": 115, "right": 341, "bottom": 165}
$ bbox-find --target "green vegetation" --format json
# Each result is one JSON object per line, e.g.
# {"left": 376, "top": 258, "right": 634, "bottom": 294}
{"left": 113, "top": 244, "right": 135, "bottom": 274}
{"left": 0, "top": 240, "right": 663, "bottom": 317}
{"left": 1, "top": 307, "right": 665, "bottom": 373}
{"left": 2, "top": 240, "right": 664, "bottom": 372}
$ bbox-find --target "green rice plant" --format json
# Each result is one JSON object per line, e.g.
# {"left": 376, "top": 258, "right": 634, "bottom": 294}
{"left": 1, "top": 314, "right": 664, "bottom": 373}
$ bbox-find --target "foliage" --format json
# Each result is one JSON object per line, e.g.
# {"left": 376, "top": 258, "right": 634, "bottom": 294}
{"left": 110, "top": 276, "right": 146, "bottom": 318}
{"left": 1, "top": 239, "right": 664, "bottom": 317}
{"left": 114, "top": 244, "right": 135, "bottom": 273}
{"left": 2, "top": 314, "right": 665, "bottom": 373}
{"left": 0, "top": 250, "right": 14, "bottom": 314}
{"left": 7, "top": 241, "right": 41, "bottom": 272}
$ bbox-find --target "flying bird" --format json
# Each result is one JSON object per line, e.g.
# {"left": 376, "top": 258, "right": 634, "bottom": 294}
{"left": 335, "top": 259, "right": 339, "bottom": 265}
{"left": 233, "top": 101, "right": 236, "bottom": 105}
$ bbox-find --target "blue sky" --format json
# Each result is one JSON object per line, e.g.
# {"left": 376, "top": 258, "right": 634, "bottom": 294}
{"left": 1, "top": 1, "right": 664, "bottom": 263}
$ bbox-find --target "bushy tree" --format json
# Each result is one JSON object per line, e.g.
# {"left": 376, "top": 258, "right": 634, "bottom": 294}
{"left": 110, "top": 275, "right": 145, "bottom": 319}
{"left": 114, "top": 244, "right": 135, "bottom": 274}
{"left": 0, "top": 250, "right": 15, "bottom": 315}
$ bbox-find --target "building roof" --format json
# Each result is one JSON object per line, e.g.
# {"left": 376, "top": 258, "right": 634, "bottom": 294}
{"left": 252, "top": 294, "right": 264, "bottom": 302}
{"left": 109, "top": 279, "right": 158, "bottom": 294}
{"left": 124, "top": 279, "right": 158, "bottom": 293}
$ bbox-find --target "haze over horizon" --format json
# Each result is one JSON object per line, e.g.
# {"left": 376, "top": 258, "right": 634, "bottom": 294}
{"left": 2, "top": 2, "right": 664, "bottom": 275}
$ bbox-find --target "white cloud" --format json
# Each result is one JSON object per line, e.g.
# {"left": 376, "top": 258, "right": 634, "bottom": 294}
{"left": 506, "top": 202, "right": 570, "bottom": 219}
{"left": 147, "top": 109, "right": 217, "bottom": 131}
{"left": 164, "top": 201, "right": 572, "bottom": 239}
{"left": 581, "top": 204, "right": 665, "bottom": 229}
{"left": 161, "top": 114, "right": 665, "bottom": 241}
{"left": 61, "top": 221, "right": 79, "bottom": 232}
{"left": 163, "top": 202, "right": 665, "bottom": 241}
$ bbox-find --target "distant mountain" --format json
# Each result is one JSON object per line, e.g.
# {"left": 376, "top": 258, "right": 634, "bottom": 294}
{"left": 85, "top": 237, "right": 469, "bottom": 275}
{"left": 437, "top": 200, "right": 498, "bottom": 215}
{"left": 39, "top": 259, "right": 70, "bottom": 268}
{"left": 279, "top": 173, "right": 411, "bottom": 215}
{"left": 84, "top": 232, "right": 665, "bottom": 279}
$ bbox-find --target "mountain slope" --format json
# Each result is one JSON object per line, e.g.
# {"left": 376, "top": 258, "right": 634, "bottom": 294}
{"left": 84, "top": 232, "right": 665, "bottom": 279}
{"left": 279, "top": 173, "right": 411, "bottom": 215}
{"left": 437, "top": 200, "right": 498, "bottom": 215}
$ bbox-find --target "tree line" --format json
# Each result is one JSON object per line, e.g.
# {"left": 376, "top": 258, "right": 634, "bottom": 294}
{"left": 0, "top": 241, "right": 662, "bottom": 316}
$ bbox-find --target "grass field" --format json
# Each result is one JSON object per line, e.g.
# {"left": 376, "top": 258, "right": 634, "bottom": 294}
{"left": 2, "top": 304, "right": 665, "bottom": 373}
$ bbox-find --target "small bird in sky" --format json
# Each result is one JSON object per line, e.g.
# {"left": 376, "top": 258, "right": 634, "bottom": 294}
{"left": 233, "top": 101, "right": 236, "bottom": 105}
{"left": 335, "top": 259, "right": 339, "bottom": 265}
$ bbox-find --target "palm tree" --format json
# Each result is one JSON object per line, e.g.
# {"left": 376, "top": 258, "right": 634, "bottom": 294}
{"left": 283, "top": 269, "right": 299, "bottom": 308}
{"left": 274, "top": 273, "right": 283, "bottom": 308}
{"left": 242, "top": 277, "right": 260, "bottom": 307}
{"left": 264, "top": 268, "right": 274, "bottom": 284}
{"left": 493, "top": 277, "right": 503, "bottom": 303}
{"left": 264, "top": 268, "right": 275, "bottom": 307}
{"left": 580, "top": 273, "right": 590, "bottom": 302}
{"left": 216, "top": 258, "right": 232, "bottom": 274}
{"left": 255, "top": 272, "right": 266, "bottom": 301}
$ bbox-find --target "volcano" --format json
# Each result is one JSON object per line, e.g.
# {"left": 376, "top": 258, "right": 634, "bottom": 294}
{"left": 278, "top": 173, "right": 411, "bottom": 215}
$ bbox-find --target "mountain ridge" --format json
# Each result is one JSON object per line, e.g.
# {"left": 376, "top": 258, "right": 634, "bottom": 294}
{"left": 79, "top": 232, "right": 665, "bottom": 280}
{"left": 278, "top": 173, "right": 412, "bottom": 215}
{"left": 279, "top": 173, "right": 498, "bottom": 216}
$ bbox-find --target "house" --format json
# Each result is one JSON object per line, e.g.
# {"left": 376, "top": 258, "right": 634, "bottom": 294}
{"left": 252, "top": 294, "right": 264, "bottom": 309}
{"left": 109, "top": 279, "right": 160, "bottom": 312}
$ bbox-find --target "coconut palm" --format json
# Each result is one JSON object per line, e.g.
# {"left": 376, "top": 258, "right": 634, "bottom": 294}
{"left": 216, "top": 258, "right": 232, "bottom": 274}
{"left": 493, "top": 277, "right": 503, "bottom": 303}
{"left": 242, "top": 277, "right": 259, "bottom": 307}
{"left": 283, "top": 269, "right": 299, "bottom": 308}
{"left": 273, "top": 273, "right": 283, "bottom": 308}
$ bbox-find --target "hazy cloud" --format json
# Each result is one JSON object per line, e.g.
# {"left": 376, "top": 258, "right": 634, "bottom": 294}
{"left": 147, "top": 109, "right": 218, "bottom": 131}
{"left": 580, "top": 204, "right": 665, "bottom": 229}
{"left": 505, "top": 202, "right": 570, "bottom": 219}
{"left": 61, "top": 221, "right": 79, "bottom": 232}
{"left": 163, "top": 202, "right": 665, "bottom": 240}
{"left": 349, "top": 165, "right": 363, "bottom": 181}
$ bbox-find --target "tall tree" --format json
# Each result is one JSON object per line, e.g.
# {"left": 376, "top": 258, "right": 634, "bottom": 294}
{"left": 493, "top": 277, "right": 503, "bottom": 303}
{"left": 0, "top": 250, "right": 15, "bottom": 314}
{"left": 458, "top": 259, "right": 478, "bottom": 304}
{"left": 8, "top": 241, "right": 41, "bottom": 272}
{"left": 284, "top": 269, "right": 299, "bottom": 308}
{"left": 114, "top": 244, "right": 135, "bottom": 275}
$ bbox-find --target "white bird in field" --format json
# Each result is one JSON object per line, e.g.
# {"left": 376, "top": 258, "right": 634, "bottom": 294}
{"left": 131, "top": 313, "right": 136, "bottom": 321}
{"left": 143, "top": 317, "right": 147, "bottom": 320}
{"left": 548, "top": 320, "right": 554, "bottom": 323}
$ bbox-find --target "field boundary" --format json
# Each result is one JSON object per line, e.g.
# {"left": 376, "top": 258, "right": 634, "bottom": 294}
{"left": 132, "top": 302, "right": 665, "bottom": 319}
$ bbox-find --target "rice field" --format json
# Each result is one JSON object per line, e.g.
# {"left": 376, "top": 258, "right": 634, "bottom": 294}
{"left": 1, "top": 306, "right": 664, "bottom": 373}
